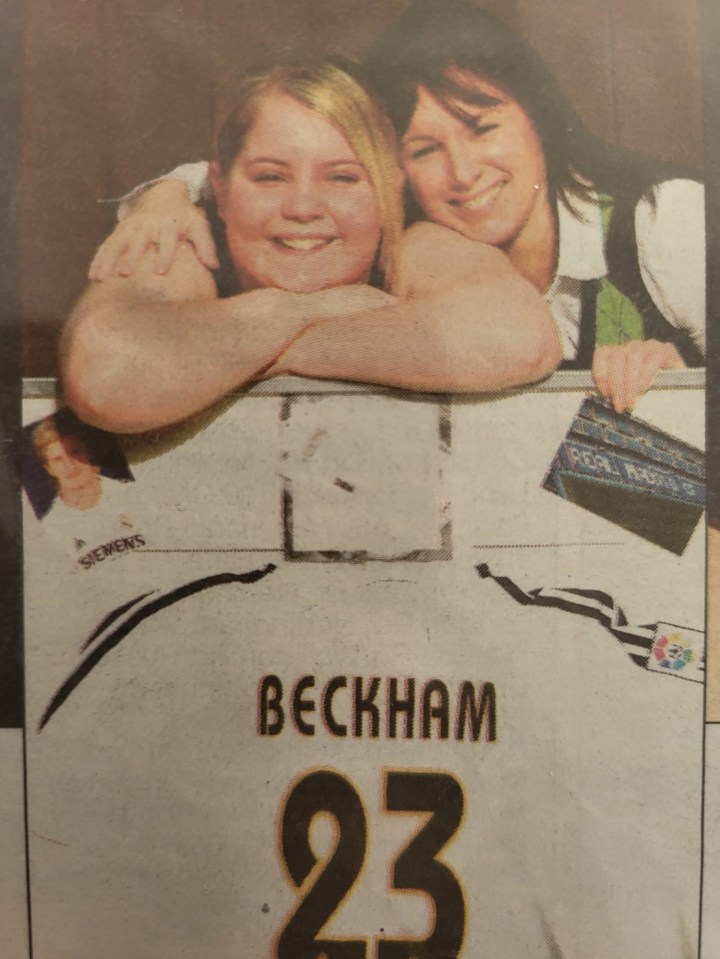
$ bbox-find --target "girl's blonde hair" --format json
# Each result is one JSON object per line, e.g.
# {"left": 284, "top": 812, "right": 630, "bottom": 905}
{"left": 216, "top": 60, "right": 403, "bottom": 291}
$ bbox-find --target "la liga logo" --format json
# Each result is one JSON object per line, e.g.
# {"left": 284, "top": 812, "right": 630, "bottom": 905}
{"left": 652, "top": 632, "right": 695, "bottom": 672}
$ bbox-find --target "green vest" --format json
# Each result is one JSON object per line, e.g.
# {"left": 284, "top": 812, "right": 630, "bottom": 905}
{"left": 594, "top": 195, "right": 645, "bottom": 347}
{"left": 565, "top": 185, "right": 703, "bottom": 369}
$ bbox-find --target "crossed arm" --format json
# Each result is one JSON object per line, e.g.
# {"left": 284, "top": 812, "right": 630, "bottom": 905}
{"left": 63, "top": 221, "right": 561, "bottom": 434}
{"left": 62, "top": 245, "right": 391, "bottom": 432}
{"left": 267, "top": 222, "right": 560, "bottom": 392}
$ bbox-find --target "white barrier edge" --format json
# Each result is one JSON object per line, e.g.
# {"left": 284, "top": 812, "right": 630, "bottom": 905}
{"left": 22, "top": 368, "right": 706, "bottom": 400}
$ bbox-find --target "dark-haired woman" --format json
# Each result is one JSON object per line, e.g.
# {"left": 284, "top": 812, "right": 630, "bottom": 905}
{"left": 92, "top": 0, "right": 704, "bottom": 411}
{"left": 365, "top": 0, "right": 704, "bottom": 411}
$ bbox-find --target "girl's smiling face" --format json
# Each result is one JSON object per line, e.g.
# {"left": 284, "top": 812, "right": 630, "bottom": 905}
{"left": 211, "top": 91, "right": 383, "bottom": 294}
{"left": 401, "top": 77, "right": 555, "bottom": 263}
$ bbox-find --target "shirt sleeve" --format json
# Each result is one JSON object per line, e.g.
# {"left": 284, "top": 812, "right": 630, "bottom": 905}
{"left": 635, "top": 179, "right": 706, "bottom": 357}
{"left": 117, "top": 161, "right": 212, "bottom": 220}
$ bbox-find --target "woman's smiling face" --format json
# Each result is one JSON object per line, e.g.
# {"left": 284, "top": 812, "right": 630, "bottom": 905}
{"left": 401, "top": 78, "right": 554, "bottom": 261}
{"left": 212, "top": 91, "right": 383, "bottom": 294}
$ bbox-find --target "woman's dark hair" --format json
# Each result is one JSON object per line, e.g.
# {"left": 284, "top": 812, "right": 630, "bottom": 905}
{"left": 363, "top": 0, "right": 688, "bottom": 215}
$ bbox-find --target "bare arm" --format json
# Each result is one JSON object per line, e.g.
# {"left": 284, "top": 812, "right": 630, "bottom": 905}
{"left": 268, "top": 223, "right": 562, "bottom": 392}
{"left": 62, "top": 244, "right": 329, "bottom": 433}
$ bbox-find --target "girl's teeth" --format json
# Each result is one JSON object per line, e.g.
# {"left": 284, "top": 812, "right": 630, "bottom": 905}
{"left": 278, "top": 238, "right": 328, "bottom": 251}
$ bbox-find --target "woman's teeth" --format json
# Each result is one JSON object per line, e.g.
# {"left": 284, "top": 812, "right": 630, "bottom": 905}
{"left": 452, "top": 183, "right": 504, "bottom": 210}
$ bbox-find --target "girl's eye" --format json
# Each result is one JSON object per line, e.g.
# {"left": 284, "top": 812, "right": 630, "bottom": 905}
{"left": 330, "top": 172, "right": 360, "bottom": 184}
{"left": 253, "top": 172, "right": 285, "bottom": 183}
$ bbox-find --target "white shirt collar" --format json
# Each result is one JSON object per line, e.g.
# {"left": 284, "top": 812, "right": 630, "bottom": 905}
{"left": 554, "top": 192, "right": 608, "bottom": 282}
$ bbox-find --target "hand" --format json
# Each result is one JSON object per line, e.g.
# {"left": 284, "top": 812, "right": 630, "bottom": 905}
{"left": 88, "top": 182, "right": 219, "bottom": 280}
{"left": 592, "top": 340, "right": 685, "bottom": 412}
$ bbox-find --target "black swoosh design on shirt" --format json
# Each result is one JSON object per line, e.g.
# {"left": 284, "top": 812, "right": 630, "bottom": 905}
{"left": 39, "top": 564, "right": 277, "bottom": 730}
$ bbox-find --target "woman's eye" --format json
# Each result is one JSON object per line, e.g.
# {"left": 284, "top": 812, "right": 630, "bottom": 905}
{"left": 472, "top": 122, "right": 499, "bottom": 136}
{"left": 253, "top": 172, "right": 285, "bottom": 183}
{"left": 409, "top": 143, "right": 440, "bottom": 161}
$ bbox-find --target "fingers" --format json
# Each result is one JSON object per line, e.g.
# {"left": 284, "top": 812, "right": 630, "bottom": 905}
{"left": 116, "top": 230, "right": 158, "bottom": 276}
{"left": 143, "top": 208, "right": 220, "bottom": 274}
{"left": 592, "top": 341, "right": 686, "bottom": 413}
{"left": 88, "top": 222, "right": 156, "bottom": 281}
{"left": 89, "top": 207, "right": 219, "bottom": 282}
{"left": 88, "top": 234, "right": 131, "bottom": 282}
{"left": 156, "top": 211, "right": 218, "bottom": 273}
{"left": 622, "top": 342, "right": 684, "bottom": 408}
{"left": 659, "top": 342, "right": 685, "bottom": 370}
{"left": 187, "top": 212, "right": 219, "bottom": 270}
{"left": 592, "top": 342, "right": 639, "bottom": 412}
{"left": 590, "top": 346, "right": 611, "bottom": 403}
{"left": 156, "top": 227, "right": 179, "bottom": 274}
{"left": 621, "top": 349, "right": 655, "bottom": 411}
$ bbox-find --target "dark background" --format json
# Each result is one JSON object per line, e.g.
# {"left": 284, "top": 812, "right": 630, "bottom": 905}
{"left": 17, "top": 0, "right": 704, "bottom": 377}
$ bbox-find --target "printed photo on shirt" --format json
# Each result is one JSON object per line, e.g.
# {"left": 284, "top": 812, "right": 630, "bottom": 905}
{"left": 21, "top": 408, "right": 147, "bottom": 569}
{"left": 542, "top": 396, "right": 705, "bottom": 554}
